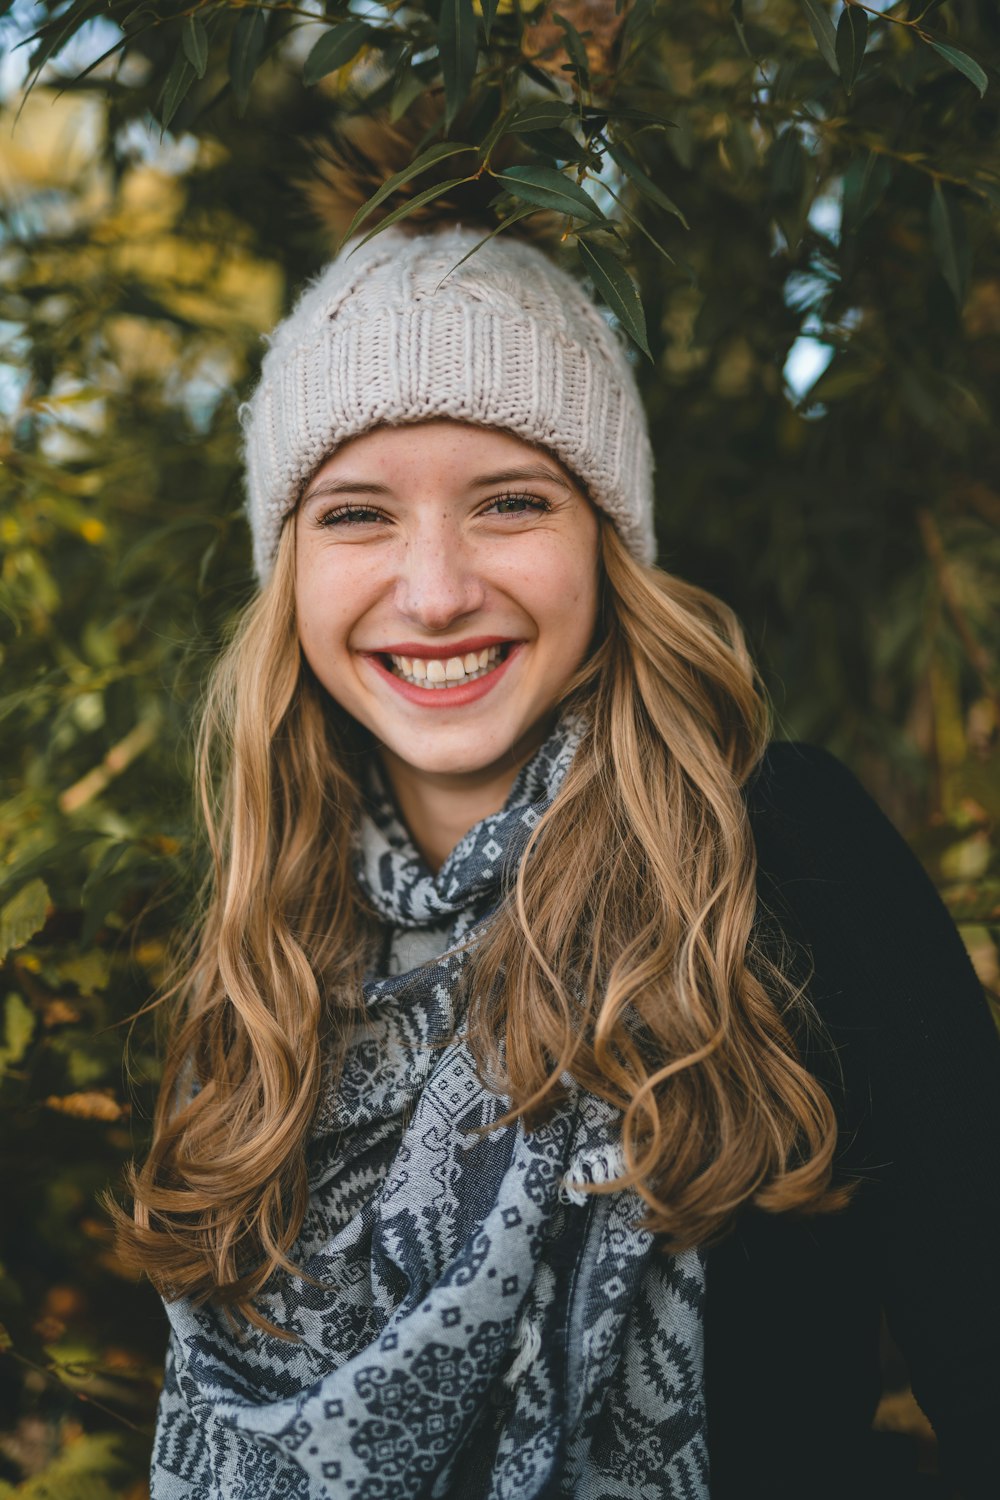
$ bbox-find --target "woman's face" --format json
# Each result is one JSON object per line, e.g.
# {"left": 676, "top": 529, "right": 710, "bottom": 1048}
{"left": 294, "top": 419, "right": 600, "bottom": 785}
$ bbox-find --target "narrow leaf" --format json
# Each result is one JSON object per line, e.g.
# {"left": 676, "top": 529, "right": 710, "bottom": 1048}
{"left": 577, "top": 239, "right": 651, "bottom": 358}
{"left": 340, "top": 142, "right": 477, "bottom": 247}
{"left": 842, "top": 149, "right": 890, "bottom": 231}
{"left": 182, "top": 15, "right": 209, "bottom": 79}
{"left": 492, "top": 164, "right": 603, "bottom": 222}
{"left": 346, "top": 176, "right": 478, "bottom": 255}
{"left": 509, "top": 100, "right": 574, "bottom": 133}
{"left": 525, "top": 127, "right": 592, "bottom": 165}
{"left": 620, "top": 0, "right": 654, "bottom": 59}
{"left": 160, "top": 47, "right": 196, "bottom": 130}
{"left": 835, "top": 5, "right": 868, "bottom": 96}
{"left": 928, "top": 40, "right": 988, "bottom": 99}
{"left": 478, "top": 104, "right": 518, "bottom": 164}
{"left": 229, "top": 7, "right": 267, "bottom": 116}
{"left": 929, "top": 181, "right": 970, "bottom": 309}
{"left": 303, "top": 19, "right": 370, "bottom": 87}
{"left": 552, "top": 10, "right": 590, "bottom": 88}
{"left": 479, "top": 0, "right": 500, "bottom": 43}
{"left": 439, "top": 205, "right": 541, "bottom": 280}
{"left": 390, "top": 61, "right": 425, "bottom": 123}
{"left": 801, "top": 0, "right": 839, "bottom": 75}
{"left": 438, "top": 0, "right": 478, "bottom": 129}
{"left": 607, "top": 142, "right": 689, "bottom": 226}
{"left": 604, "top": 179, "right": 675, "bottom": 263}
{"left": 730, "top": 0, "right": 752, "bottom": 60}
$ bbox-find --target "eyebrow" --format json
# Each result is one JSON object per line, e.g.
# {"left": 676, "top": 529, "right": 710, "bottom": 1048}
{"left": 301, "top": 464, "right": 573, "bottom": 504}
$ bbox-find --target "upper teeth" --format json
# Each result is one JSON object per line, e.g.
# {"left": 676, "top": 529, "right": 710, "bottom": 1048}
{"left": 388, "top": 645, "right": 503, "bottom": 686}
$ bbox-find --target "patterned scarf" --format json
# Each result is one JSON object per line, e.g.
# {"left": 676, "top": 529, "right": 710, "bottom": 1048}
{"left": 151, "top": 714, "right": 708, "bottom": 1500}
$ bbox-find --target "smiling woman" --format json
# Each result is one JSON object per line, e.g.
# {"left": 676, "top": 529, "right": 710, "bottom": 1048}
{"left": 295, "top": 423, "right": 599, "bottom": 867}
{"left": 111, "top": 181, "right": 1000, "bottom": 1500}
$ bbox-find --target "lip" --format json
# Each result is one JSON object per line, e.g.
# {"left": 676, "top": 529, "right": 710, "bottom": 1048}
{"left": 364, "top": 642, "right": 523, "bottom": 708}
{"left": 370, "top": 635, "right": 514, "bottom": 661}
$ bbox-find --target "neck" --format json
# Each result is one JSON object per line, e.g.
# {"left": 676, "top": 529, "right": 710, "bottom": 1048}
{"left": 377, "top": 722, "right": 555, "bottom": 872}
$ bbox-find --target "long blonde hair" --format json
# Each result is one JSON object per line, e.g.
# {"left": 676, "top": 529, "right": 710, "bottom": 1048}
{"left": 114, "top": 511, "right": 853, "bottom": 1324}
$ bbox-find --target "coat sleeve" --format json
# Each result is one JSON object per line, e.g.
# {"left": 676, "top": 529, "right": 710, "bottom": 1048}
{"left": 749, "top": 742, "right": 1000, "bottom": 1500}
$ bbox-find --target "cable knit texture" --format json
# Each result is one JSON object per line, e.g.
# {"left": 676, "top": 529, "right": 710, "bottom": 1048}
{"left": 239, "top": 225, "right": 656, "bottom": 581}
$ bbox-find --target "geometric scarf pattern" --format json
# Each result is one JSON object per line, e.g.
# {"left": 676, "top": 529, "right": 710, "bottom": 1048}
{"left": 151, "top": 714, "right": 709, "bottom": 1499}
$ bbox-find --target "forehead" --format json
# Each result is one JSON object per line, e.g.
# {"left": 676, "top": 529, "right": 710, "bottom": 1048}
{"left": 303, "top": 419, "right": 580, "bottom": 490}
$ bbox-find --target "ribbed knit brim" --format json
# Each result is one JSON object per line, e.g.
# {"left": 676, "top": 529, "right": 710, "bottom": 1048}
{"left": 240, "top": 224, "right": 656, "bottom": 582}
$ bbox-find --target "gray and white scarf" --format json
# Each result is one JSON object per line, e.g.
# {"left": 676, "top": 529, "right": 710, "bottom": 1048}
{"left": 151, "top": 714, "right": 708, "bottom": 1500}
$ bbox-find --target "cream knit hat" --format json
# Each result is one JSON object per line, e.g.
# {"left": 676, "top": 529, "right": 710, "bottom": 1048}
{"left": 240, "top": 223, "right": 656, "bottom": 582}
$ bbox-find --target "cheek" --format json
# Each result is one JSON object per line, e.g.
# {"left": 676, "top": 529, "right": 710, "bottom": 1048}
{"left": 295, "top": 550, "right": 378, "bottom": 664}
{"left": 509, "top": 541, "right": 599, "bottom": 657}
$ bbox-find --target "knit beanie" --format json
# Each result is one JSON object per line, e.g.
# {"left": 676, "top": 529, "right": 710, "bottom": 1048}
{"left": 239, "top": 223, "right": 656, "bottom": 583}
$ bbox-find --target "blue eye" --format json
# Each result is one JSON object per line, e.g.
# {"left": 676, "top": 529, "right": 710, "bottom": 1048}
{"left": 317, "top": 505, "right": 386, "bottom": 527}
{"left": 487, "top": 492, "right": 551, "bottom": 516}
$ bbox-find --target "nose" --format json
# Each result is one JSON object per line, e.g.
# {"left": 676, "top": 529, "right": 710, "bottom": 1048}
{"left": 393, "top": 526, "right": 486, "bottom": 631}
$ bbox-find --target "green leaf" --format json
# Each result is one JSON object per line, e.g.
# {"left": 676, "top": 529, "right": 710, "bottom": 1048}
{"left": 927, "top": 40, "right": 988, "bottom": 99}
{"left": 159, "top": 47, "right": 196, "bottom": 131}
{"left": 801, "top": 0, "right": 838, "bottom": 76}
{"left": 552, "top": 10, "right": 590, "bottom": 89}
{"left": 491, "top": 165, "right": 603, "bottom": 223}
{"left": 0, "top": 994, "right": 35, "bottom": 1073}
{"left": 346, "top": 176, "right": 479, "bottom": 255}
{"left": 730, "top": 0, "right": 752, "bottom": 60}
{"left": 509, "top": 101, "right": 575, "bottom": 133}
{"left": 770, "top": 127, "right": 809, "bottom": 249}
{"left": 477, "top": 104, "right": 517, "bottom": 163}
{"left": 929, "top": 181, "right": 970, "bottom": 309}
{"left": 303, "top": 19, "right": 371, "bottom": 88}
{"left": 340, "top": 142, "right": 477, "bottom": 247}
{"left": 438, "top": 0, "right": 478, "bottom": 129}
{"left": 0, "top": 878, "right": 50, "bottom": 960}
{"left": 576, "top": 239, "right": 651, "bottom": 358}
{"left": 606, "top": 142, "right": 689, "bottom": 226}
{"left": 841, "top": 149, "right": 891, "bottom": 232}
{"left": 479, "top": 0, "right": 500, "bottom": 43}
{"left": 0, "top": 832, "right": 109, "bottom": 909}
{"left": 228, "top": 6, "right": 267, "bottom": 117}
{"left": 438, "top": 204, "right": 542, "bottom": 279}
{"left": 389, "top": 59, "right": 425, "bottom": 123}
{"left": 620, "top": 0, "right": 654, "bottom": 59}
{"left": 835, "top": 4, "right": 868, "bottom": 96}
{"left": 525, "top": 127, "right": 592, "bottom": 165}
{"left": 182, "top": 15, "right": 209, "bottom": 79}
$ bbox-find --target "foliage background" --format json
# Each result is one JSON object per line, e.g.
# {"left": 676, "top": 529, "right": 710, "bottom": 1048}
{"left": 1, "top": 0, "right": 998, "bottom": 1492}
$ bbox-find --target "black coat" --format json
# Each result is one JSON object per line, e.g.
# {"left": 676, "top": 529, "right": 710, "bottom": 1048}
{"left": 703, "top": 744, "right": 1000, "bottom": 1499}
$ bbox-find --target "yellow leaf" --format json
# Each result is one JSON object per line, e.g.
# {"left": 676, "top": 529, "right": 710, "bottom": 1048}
{"left": 0, "top": 877, "right": 50, "bottom": 959}
{"left": 43, "top": 1091, "right": 128, "bottom": 1122}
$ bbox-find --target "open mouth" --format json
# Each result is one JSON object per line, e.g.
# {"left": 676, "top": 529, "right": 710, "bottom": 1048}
{"left": 381, "top": 643, "right": 511, "bottom": 689}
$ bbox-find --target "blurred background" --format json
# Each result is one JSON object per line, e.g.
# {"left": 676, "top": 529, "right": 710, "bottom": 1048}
{"left": 1, "top": 0, "right": 997, "bottom": 1493}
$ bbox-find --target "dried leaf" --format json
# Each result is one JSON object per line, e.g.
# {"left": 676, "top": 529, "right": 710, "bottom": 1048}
{"left": 44, "top": 1090, "right": 129, "bottom": 1122}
